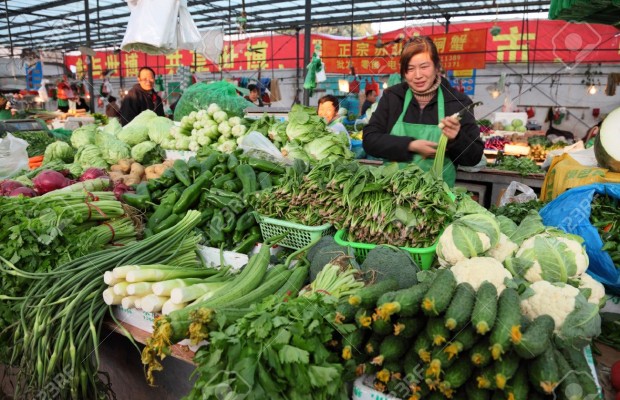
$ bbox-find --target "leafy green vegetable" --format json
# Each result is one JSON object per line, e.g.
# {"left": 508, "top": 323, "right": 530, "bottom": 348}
{"left": 70, "top": 124, "right": 97, "bottom": 148}
{"left": 43, "top": 141, "right": 74, "bottom": 163}
{"left": 491, "top": 154, "right": 542, "bottom": 176}
{"left": 131, "top": 141, "right": 163, "bottom": 164}
{"left": 491, "top": 200, "right": 547, "bottom": 224}
{"left": 6, "top": 130, "right": 55, "bottom": 157}
{"left": 147, "top": 116, "right": 174, "bottom": 144}
{"left": 75, "top": 144, "right": 108, "bottom": 169}
{"left": 95, "top": 132, "right": 131, "bottom": 165}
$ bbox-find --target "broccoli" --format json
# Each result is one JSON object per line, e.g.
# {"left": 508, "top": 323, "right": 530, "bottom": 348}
{"left": 361, "top": 245, "right": 419, "bottom": 289}
{"left": 309, "top": 241, "right": 356, "bottom": 281}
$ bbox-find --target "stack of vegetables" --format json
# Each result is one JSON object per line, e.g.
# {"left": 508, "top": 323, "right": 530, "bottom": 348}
{"left": 527, "top": 135, "right": 568, "bottom": 162}
{"left": 3, "top": 211, "right": 204, "bottom": 399}
{"left": 490, "top": 153, "right": 542, "bottom": 176}
{"left": 143, "top": 238, "right": 367, "bottom": 399}
{"left": 591, "top": 194, "right": 620, "bottom": 268}
{"left": 251, "top": 159, "right": 455, "bottom": 248}
{"left": 0, "top": 177, "right": 137, "bottom": 361}
{"left": 5, "top": 130, "right": 57, "bottom": 157}
{"left": 128, "top": 149, "right": 285, "bottom": 251}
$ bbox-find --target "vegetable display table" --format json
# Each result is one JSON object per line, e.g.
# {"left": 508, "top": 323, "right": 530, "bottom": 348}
{"left": 456, "top": 168, "right": 545, "bottom": 208}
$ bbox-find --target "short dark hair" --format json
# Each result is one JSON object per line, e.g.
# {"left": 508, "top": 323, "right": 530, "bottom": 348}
{"left": 138, "top": 67, "right": 156, "bottom": 78}
{"left": 365, "top": 89, "right": 376, "bottom": 97}
{"left": 108, "top": 95, "right": 117, "bottom": 102}
{"left": 247, "top": 84, "right": 259, "bottom": 93}
{"left": 400, "top": 36, "right": 441, "bottom": 78}
{"left": 318, "top": 95, "right": 339, "bottom": 112}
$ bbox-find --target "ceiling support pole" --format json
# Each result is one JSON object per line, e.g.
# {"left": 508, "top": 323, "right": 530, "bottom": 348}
{"left": 84, "top": 0, "right": 95, "bottom": 111}
{"left": 302, "top": 0, "right": 311, "bottom": 106}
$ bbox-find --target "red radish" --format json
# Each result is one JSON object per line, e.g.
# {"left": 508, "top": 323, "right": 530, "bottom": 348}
{"left": 32, "top": 170, "right": 70, "bottom": 194}
{"left": 8, "top": 187, "right": 37, "bottom": 197}
{"left": 0, "top": 180, "right": 24, "bottom": 195}
{"left": 79, "top": 168, "right": 108, "bottom": 182}
{"left": 611, "top": 360, "right": 620, "bottom": 391}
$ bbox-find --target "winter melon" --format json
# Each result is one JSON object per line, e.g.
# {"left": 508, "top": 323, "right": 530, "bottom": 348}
{"left": 594, "top": 106, "right": 620, "bottom": 172}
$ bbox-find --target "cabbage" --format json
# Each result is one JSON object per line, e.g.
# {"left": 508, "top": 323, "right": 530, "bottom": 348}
{"left": 207, "top": 103, "right": 222, "bottom": 116}
{"left": 75, "top": 144, "right": 107, "bottom": 169}
{"left": 218, "top": 121, "right": 232, "bottom": 137}
{"left": 228, "top": 116, "right": 242, "bottom": 127}
{"left": 70, "top": 125, "right": 97, "bottom": 149}
{"left": 231, "top": 124, "right": 246, "bottom": 138}
{"left": 213, "top": 110, "right": 228, "bottom": 124}
{"left": 118, "top": 125, "right": 149, "bottom": 146}
{"left": 147, "top": 117, "right": 174, "bottom": 144}
{"left": 95, "top": 132, "right": 131, "bottom": 164}
{"left": 175, "top": 136, "right": 191, "bottom": 150}
{"left": 43, "top": 141, "right": 74, "bottom": 164}
{"left": 131, "top": 141, "right": 162, "bottom": 164}
{"left": 303, "top": 134, "right": 353, "bottom": 162}
{"left": 281, "top": 141, "right": 310, "bottom": 163}
{"left": 101, "top": 118, "right": 122, "bottom": 137}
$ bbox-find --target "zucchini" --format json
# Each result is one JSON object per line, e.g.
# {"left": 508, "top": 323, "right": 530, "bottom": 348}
{"left": 504, "top": 365, "right": 529, "bottom": 400}
{"left": 413, "top": 333, "right": 433, "bottom": 363}
{"left": 512, "top": 315, "right": 554, "bottom": 359}
{"left": 470, "top": 340, "right": 493, "bottom": 368}
{"left": 393, "top": 317, "right": 425, "bottom": 338}
{"left": 493, "top": 351, "right": 520, "bottom": 390}
{"left": 443, "top": 326, "right": 477, "bottom": 360}
{"left": 355, "top": 308, "right": 373, "bottom": 329}
{"left": 554, "top": 349, "right": 583, "bottom": 400}
{"left": 236, "top": 164, "right": 257, "bottom": 195}
{"left": 465, "top": 380, "right": 491, "bottom": 400}
{"left": 373, "top": 335, "right": 408, "bottom": 366}
{"left": 471, "top": 281, "right": 498, "bottom": 335}
{"left": 372, "top": 314, "right": 394, "bottom": 336}
{"left": 444, "top": 282, "right": 476, "bottom": 331}
{"left": 421, "top": 269, "right": 457, "bottom": 316}
{"left": 348, "top": 279, "right": 399, "bottom": 308}
{"left": 438, "top": 357, "right": 472, "bottom": 396}
{"left": 489, "top": 288, "right": 521, "bottom": 360}
{"left": 376, "top": 280, "right": 432, "bottom": 320}
{"left": 341, "top": 329, "right": 365, "bottom": 361}
{"left": 529, "top": 346, "right": 560, "bottom": 395}
{"left": 560, "top": 347, "right": 599, "bottom": 398}
{"left": 426, "top": 317, "right": 450, "bottom": 346}
{"left": 257, "top": 171, "right": 272, "bottom": 190}
{"left": 224, "top": 266, "right": 293, "bottom": 309}
{"left": 334, "top": 300, "right": 357, "bottom": 324}
{"left": 276, "top": 264, "right": 308, "bottom": 296}
{"left": 364, "top": 335, "right": 382, "bottom": 358}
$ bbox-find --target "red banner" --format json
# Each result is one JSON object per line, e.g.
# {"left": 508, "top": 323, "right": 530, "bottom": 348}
{"left": 64, "top": 19, "right": 619, "bottom": 79}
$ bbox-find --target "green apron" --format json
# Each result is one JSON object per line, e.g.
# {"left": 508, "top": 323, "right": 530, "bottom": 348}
{"left": 391, "top": 87, "right": 457, "bottom": 187}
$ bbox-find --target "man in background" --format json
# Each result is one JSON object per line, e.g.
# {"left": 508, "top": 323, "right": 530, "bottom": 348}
{"left": 244, "top": 84, "right": 264, "bottom": 106}
{"left": 360, "top": 89, "right": 377, "bottom": 116}
{"left": 120, "top": 67, "right": 165, "bottom": 125}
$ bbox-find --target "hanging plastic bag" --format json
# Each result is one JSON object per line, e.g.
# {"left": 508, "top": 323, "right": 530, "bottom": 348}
{"left": 176, "top": 3, "right": 202, "bottom": 50}
{"left": 37, "top": 79, "right": 49, "bottom": 102}
{"left": 121, "top": 0, "right": 180, "bottom": 54}
{"left": 0, "top": 133, "right": 29, "bottom": 179}
{"left": 540, "top": 183, "right": 620, "bottom": 294}
{"left": 315, "top": 62, "right": 327, "bottom": 83}
{"left": 238, "top": 131, "right": 292, "bottom": 165}
{"left": 498, "top": 181, "right": 538, "bottom": 206}
{"left": 349, "top": 77, "right": 360, "bottom": 94}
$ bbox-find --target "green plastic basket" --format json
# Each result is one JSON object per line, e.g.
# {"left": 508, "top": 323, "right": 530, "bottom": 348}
{"left": 254, "top": 214, "right": 335, "bottom": 250}
{"left": 333, "top": 230, "right": 437, "bottom": 270}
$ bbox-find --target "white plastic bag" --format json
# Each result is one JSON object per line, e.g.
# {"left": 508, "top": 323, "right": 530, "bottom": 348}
{"left": 38, "top": 79, "right": 49, "bottom": 103}
{"left": 541, "top": 140, "right": 591, "bottom": 169}
{"left": 238, "top": 131, "right": 292, "bottom": 165}
{"left": 0, "top": 133, "right": 29, "bottom": 179}
{"left": 499, "top": 181, "right": 538, "bottom": 206}
{"left": 315, "top": 62, "right": 327, "bottom": 83}
{"left": 122, "top": 0, "right": 202, "bottom": 54}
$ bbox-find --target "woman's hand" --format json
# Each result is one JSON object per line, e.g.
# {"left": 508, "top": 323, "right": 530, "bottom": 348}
{"left": 408, "top": 140, "right": 437, "bottom": 158}
{"left": 439, "top": 115, "right": 461, "bottom": 140}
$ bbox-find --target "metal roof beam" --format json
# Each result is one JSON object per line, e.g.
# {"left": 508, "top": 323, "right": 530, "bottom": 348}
{"left": 0, "top": 0, "right": 83, "bottom": 19}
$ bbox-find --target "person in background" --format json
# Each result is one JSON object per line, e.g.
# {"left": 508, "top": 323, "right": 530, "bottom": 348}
{"left": 582, "top": 120, "right": 603, "bottom": 148}
{"left": 56, "top": 76, "right": 72, "bottom": 113}
{"left": 244, "top": 84, "right": 264, "bottom": 106}
{"left": 361, "top": 89, "right": 377, "bottom": 116}
{"left": 120, "top": 67, "right": 165, "bottom": 125}
{"left": 363, "top": 36, "right": 483, "bottom": 187}
{"left": 105, "top": 96, "right": 122, "bottom": 120}
{"left": 76, "top": 96, "right": 90, "bottom": 113}
{"left": 317, "top": 95, "right": 352, "bottom": 150}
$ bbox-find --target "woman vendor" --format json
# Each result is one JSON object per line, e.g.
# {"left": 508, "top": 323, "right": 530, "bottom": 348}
{"left": 362, "top": 36, "right": 483, "bottom": 186}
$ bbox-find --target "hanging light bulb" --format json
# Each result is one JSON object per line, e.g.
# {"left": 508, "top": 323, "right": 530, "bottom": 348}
{"left": 382, "top": 81, "right": 388, "bottom": 89}
{"left": 588, "top": 84, "right": 598, "bottom": 95}
{"left": 338, "top": 79, "right": 350, "bottom": 93}
{"left": 375, "top": 32, "right": 383, "bottom": 48}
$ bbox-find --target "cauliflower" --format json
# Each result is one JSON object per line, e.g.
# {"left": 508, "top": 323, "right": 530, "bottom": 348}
{"left": 520, "top": 280, "right": 601, "bottom": 349}
{"left": 217, "top": 140, "right": 236, "bottom": 153}
{"left": 450, "top": 257, "right": 513, "bottom": 293}
{"left": 188, "top": 140, "right": 200, "bottom": 152}
{"left": 228, "top": 116, "right": 242, "bottom": 127}
{"left": 516, "top": 233, "right": 589, "bottom": 283}
{"left": 218, "top": 121, "right": 232, "bottom": 137}
{"left": 578, "top": 273, "right": 606, "bottom": 307}
{"left": 485, "top": 233, "right": 519, "bottom": 263}
{"left": 213, "top": 110, "right": 229, "bottom": 124}
{"left": 436, "top": 213, "right": 503, "bottom": 267}
{"left": 231, "top": 124, "right": 247, "bottom": 138}
{"left": 207, "top": 103, "right": 221, "bottom": 117}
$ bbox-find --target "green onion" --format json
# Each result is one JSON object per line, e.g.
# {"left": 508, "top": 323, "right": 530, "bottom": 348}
{"left": 141, "top": 295, "right": 169, "bottom": 313}
{"left": 126, "top": 282, "right": 152, "bottom": 297}
{"left": 170, "top": 282, "right": 228, "bottom": 304}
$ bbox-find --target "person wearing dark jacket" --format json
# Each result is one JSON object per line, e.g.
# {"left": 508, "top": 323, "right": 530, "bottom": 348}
{"left": 363, "top": 36, "right": 483, "bottom": 186}
{"left": 120, "top": 67, "right": 165, "bottom": 125}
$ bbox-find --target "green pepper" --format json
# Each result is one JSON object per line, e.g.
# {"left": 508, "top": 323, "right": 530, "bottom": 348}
{"left": 222, "top": 179, "right": 242, "bottom": 193}
{"left": 249, "top": 225, "right": 261, "bottom": 236}
{"left": 232, "top": 232, "right": 261, "bottom": 254}
{"left": 213, "top": 172, "right": 234, "bottom": 189}
{"left": 227, "top": 153, "right": 239, "bottom": 172}
{"left": 172, "top": 173, "right": 211, "bottom": 214}
{"left": 236, "top": 164, "right": 257, "bottom": 195}
{"left": 217, "top": 153, "right": 229, "bottom": 164}
{"left": 156, "top": 168, "right": 178, "bottom": 188}
{"left": 201, "top": 153, "right": 220, "bottom": 173}
{"left": 199, "top": 208, "right": 215, "bottom": 226}
{"left": 188, "top": 157, "right": 202, "bottom": 181}
{"left": 135, "top": 182, "right": 150, "bottom": 196}
{"left": 209, "top": 210, "right": 225, "bottom": 245}
{"left": 235, "top": 211, "right": 256, "bottom": 232}
{"left": 257, "top": 172, "right": 272, "bottom": 190}
{"left": 121, "top": 193, "right": 151, "bottom": 210}
{"left": 209, "top": 188, "right": 243, "bottom": 201}
{"left": 232, "top": 229, "right": 245, "bottom": 243}
{"left": 203, "top": 194, "right": 236, "bottom": 209}
{"left": 242, "top": 156, "right": 285, "bottom": 174}
{"left": 149, "top": 189, "right": 163, "bottom": 200}
{"left": 147, "top": 191, "right": 179, "bottom": 229}
{"left": 143, "top": 228, "right": 154, "bottom": 238}
{"left": 211, "top": 163, "right": 227, "bottom": 176}
{"left": 222, "top": 211, "right": 236, "bottom": 233}
{"left": 153, "top": 213, "right": 181, "bottom": 234}
{"left": 173, "top": 159, "right": 192, "bottom": 187}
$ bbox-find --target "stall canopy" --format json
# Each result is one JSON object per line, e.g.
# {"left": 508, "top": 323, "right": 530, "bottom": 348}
{"left": 0, "top": 0, "right": 551, "bottom": 52}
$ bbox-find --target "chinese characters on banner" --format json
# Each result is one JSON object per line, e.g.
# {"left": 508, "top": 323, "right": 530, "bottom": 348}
{"left": 63, "top": 20, "right": 619, "bottom": 78}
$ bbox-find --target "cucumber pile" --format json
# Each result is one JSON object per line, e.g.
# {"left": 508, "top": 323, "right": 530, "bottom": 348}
{"left": 335, "top": 269, "right": 599, "bottom": 399}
